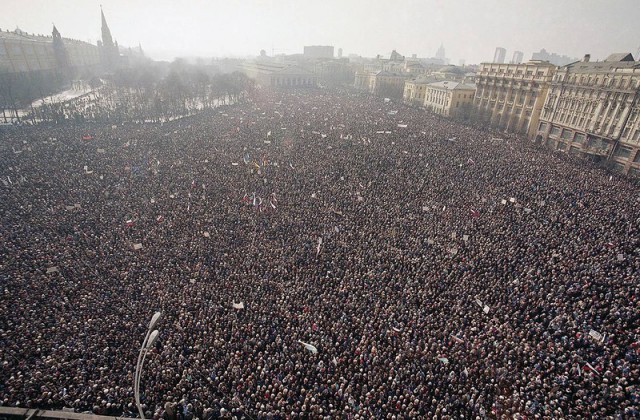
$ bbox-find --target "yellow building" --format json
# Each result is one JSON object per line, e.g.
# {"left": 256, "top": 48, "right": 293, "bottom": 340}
{"left": 354, "top": 70, "right": 373, "bottom": 91}
{"left": 403, "top": 75, "right": 437, "bottom": 106}
{"left": 473, "top": 60, "right": 556, "bottom": 138}
{"left": 370, "top": 70, "right": 407, "bottom": 98}
{"left": 535, "top": 53, "right": 640, "bottom": 176}
{"left": 424, "top": 81, "right": 476, "bottom": 118}
{"left": 354, "top": 70, "right": 407, "bottom": 98}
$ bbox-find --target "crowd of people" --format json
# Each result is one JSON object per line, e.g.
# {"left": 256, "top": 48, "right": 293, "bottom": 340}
{"left": 1, "top": 86, "right": 638, "bottom": 419}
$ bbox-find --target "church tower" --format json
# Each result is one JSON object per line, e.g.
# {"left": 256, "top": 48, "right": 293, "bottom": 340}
{"left": 52, "top": 25, "right": 71, "bottom": 80}
{"left": 99, "top": 6, "right": 119, "bottom": 71}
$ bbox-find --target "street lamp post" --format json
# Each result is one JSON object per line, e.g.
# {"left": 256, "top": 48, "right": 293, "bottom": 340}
{"left": 134, "top": 311, "right": 161, "bottom": 419}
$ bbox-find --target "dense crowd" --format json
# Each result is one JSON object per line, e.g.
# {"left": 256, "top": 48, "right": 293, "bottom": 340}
{"left": 1, "top": 87, "right": 638, "bottom": 419}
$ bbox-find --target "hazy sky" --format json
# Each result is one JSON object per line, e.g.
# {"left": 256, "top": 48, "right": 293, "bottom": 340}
{"left": 1, "top": 0, "right": 638, "bottom": 64}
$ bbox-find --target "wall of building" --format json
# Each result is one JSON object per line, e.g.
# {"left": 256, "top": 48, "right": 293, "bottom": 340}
{"left": 535, "top": 57, "right": 640, "bottom": 175}
{"left": 473, "top": 61, "right": 555, "bottom": 138}
{"left": 0, "top": 32, "right": 99, "bottom": 75}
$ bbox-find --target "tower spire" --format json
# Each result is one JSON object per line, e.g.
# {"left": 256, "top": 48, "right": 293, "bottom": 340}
{"left": 101, "top": 5, "right": 114, "bottom": 47}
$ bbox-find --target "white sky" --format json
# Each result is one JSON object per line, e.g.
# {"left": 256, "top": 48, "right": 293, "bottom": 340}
{"left": 1, "top": 0, "right": 638, "bottom": 64}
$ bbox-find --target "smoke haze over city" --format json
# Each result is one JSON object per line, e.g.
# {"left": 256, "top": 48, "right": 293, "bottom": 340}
{"left": 1, "top": 0, "right": 639, "bottom": 63}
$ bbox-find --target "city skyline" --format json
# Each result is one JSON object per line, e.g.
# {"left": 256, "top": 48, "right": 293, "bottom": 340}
{"left": 0, "top": 0, "right": 639, "bottom": 64}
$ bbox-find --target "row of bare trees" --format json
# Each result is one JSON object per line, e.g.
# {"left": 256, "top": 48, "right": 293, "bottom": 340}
{"left": 2, "top": 59, "right": 257, "bottom": 124}
{"left": 107, "top": 60, "right": 256, "bottom": 120}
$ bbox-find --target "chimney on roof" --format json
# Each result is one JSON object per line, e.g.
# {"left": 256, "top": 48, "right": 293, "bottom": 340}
{"left": 584, "top": 54, "right": 590, "bottom": 63}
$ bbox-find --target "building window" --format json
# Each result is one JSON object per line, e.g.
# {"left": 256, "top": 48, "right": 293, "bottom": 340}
{"left": 615, "top": 146, "right": 632, "bottom": 159}
{"left": 550, "top": 126, "right": 561, "bottom": 137}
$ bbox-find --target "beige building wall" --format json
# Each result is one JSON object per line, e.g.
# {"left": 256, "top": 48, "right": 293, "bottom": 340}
{"left": 424, "top": 81, "right": 475, "bottom": 118}
{"left": 371, "top": 71, "right": 406, "bottom": 97}
{"left": 240, "top": 62, "right": 317, "bottom": 88}
{"left": 536, "top": 53, "right": 640, "bottom": 176}
{"left": 473, "top": 60, "right": 556, "bottom": 138}
{"left": 403, "top": 80, "right": 428, "bottom": 105}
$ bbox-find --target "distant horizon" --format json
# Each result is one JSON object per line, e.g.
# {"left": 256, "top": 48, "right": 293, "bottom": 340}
{"left": 1, "top": 0, "right": 638, "bottom": 66}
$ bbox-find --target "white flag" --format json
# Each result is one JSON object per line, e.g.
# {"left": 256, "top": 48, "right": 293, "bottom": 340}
{"left": 589, "top": 329, "right": 603, "bottom": 342}
{"left": 46, "top": 266, "right": 59, "bottom": 274}
{"left": 316, "top": 237, "right": 323, "bottom": 256}
{"left": 232, "top": 302, "right": 244, "bottom": 309}
{"left": 438, "top": 357, "right": 449, "bottom": 365}
{"left": 585, "top": 362, "right": 599, "bottom": 375}
{"left": 203, "top": 232, "right": 210, "bottom": 238}
{"left": 501, "top": 199, "right": 507, "bottom": 205}
{"left": 298, "top": 340, "right": 318, "bottom": 354}
{"left": 483, "top": 305, "right": 490, "bottom": 314}
{"left": 133, "top": 243, "right": 143, "bottom": 250}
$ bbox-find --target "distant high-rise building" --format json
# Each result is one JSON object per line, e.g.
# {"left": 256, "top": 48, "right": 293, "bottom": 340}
{"left": 512, "top": 51, "right": 523, "bottom": 64}
{"left": 531, "top": 49, "right": 578, "bottom": 67}
{"left": 493, "top": 47, "right": 506, "bottom": 64}
{"left": 303, "top": 45, "right": 334, "bottom": 59}
{"left": 435, "top": 44, "right": 446, "bottom": 61}
{"left": 337, "top": 48, "right": 343, "bottom": 59}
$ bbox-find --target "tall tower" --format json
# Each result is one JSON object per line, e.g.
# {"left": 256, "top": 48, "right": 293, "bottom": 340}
{"left": 101, "top": 7, "right": 114, "bottom": 48}
{"left": 494, "top": 47, "right": 506, "bottom": 64}
{"left": 99, "top": 6, "right": 119, "bottom": 71}
{"left": 52, "top": 25, "right": 71, "bottom": 79}
{"left": 512, "top": 51, "right": 523, "bottom": 64}
{"left": 435, "top": 44, "right": 445, "bottom": 61}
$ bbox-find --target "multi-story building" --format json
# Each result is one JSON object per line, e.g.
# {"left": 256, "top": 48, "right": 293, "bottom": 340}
{"left": 354, "top": 70, "right": 407, "bottom": 98}
{"left": 424, "top": 81, "right": 476, "bottom": 119}
{"left": 536, "top": 53, "right": 640, "bottom": 176}
{"left": 512, "top": 51, "right": 524, "bottom": 64}
{"left": 494, "top": 47, "right": 506, "bottom": 64}
{"left": 239, "top": 62, "right": 317, "bottom": 88}
{"left": 472, "top": 60, "right": 556, "bottom": 138}
{"left": 531, "top": 49, "right": 578, "bottom": 67}
{"left": 314, "top": 58, "right": 353, "bottom": 85}
{"left": 403, "top": 75, "right": 437, "bottom": 105}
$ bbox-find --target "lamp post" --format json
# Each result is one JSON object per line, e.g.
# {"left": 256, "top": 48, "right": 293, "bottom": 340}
{"left": 134, "top": 311, "right": 161, "bottom": 419}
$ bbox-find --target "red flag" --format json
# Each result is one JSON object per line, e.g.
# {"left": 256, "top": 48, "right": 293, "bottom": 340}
{"left": 470, "top": 209, "right": 480, "bottom": 218}
{"left": 126, "top": 219, "right": 135, "bottom": 227}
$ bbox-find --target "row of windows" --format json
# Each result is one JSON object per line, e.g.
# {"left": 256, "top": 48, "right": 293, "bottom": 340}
{"left": 557, "top": 72, "right": 638, "bottom": 90}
